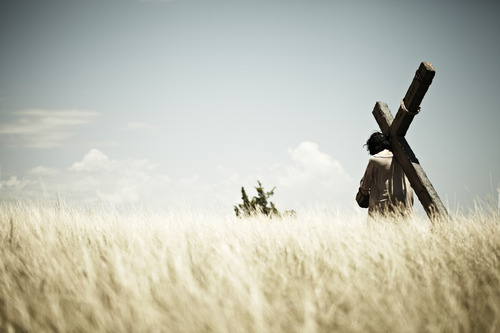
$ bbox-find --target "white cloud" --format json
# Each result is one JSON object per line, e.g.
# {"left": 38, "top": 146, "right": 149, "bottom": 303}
{"left": 284, "top": 141, "right": 349, "bottom": 185}
{"left": 0, "top": 142, "right": 357, "bottom": 212}
{"left": 69, "top": 149, "right": 111, "bottom": 172}
{"left": 255, "top": 142, "right": 354, "bottom": 209}
{"left": 0, "top": 176, "right": 32, "bottom": 190}
{"left": 0, "top": 149, "right": 168, "bottom": 206}
{"left": 122, "top": 122, "right": 157, "bottom": 131}
{"left": 28, "top": 166, "right": 59, "bottom": 176}
{"left": 65, "top": 149, "right": 166, "bottom": 204}
{"left": 0, "top": 109, "right": 99, "bottom": 148}
{"left": 161, "top": 142, "right": 355, "bottom": 211}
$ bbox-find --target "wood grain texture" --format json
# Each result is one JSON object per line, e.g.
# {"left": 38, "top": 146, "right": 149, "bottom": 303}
{"left": 390, "top": 62, "right": 435, "bottom": 137}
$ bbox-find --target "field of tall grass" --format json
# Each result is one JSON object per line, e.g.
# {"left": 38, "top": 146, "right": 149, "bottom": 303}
{"left": 1, "top": 200, "right": 499, "bottom": 332}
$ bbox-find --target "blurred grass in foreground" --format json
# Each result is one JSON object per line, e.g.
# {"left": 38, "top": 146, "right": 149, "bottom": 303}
{"left": 1, "top": 200, "right": 499, "bottom": 332}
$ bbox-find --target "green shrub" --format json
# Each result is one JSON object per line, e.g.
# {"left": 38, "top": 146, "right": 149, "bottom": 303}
{"left": 234, "top": 181, "right": 294, "bottom": 218}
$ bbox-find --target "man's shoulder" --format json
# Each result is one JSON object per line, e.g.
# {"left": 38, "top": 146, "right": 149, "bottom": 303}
{"left": 369, "top": 155, "right": 392, "bottom": 165}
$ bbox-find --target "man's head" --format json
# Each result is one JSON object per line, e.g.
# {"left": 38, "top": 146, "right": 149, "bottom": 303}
{"left": 365, "top": 132, "right": 391, "bottom": 155}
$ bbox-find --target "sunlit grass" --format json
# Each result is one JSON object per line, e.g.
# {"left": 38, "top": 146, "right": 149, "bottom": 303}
{"left": 1, "top": 200, "right": 499, "bottom": 332}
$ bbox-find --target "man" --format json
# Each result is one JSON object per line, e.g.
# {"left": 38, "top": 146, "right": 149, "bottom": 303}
{"left": 356, "top": 132, "right": 414, "bottom": 217}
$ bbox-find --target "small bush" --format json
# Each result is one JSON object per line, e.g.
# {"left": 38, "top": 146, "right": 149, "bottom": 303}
{"left": 234, "top": 181, "right": 294, "bottom": 218}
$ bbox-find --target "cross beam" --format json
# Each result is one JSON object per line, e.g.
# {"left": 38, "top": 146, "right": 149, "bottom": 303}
{"left": 372, "top": 61, "right": 448, "bottom": 222}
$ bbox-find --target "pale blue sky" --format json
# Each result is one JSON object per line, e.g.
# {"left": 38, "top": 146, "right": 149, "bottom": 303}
{"left": 1, "top": 0, "right": 499, "bottom": 213}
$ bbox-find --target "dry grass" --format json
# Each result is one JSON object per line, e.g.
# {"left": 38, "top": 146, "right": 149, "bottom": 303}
{"left": 1, "top": 200, "right": 499, "bottom": 332}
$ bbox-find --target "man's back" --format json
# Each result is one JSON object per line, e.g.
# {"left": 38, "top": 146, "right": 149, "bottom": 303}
{"left": 359, "top": 149, "right": 413, "bottom": 214}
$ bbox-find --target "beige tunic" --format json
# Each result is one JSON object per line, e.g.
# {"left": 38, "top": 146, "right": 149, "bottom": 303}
{"left": 359, "top": 149, "right": 414, "bottom": 215}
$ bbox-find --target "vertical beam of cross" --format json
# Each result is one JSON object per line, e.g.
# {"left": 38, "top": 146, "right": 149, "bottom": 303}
{"left": 372, "top": 62, "right": 448, "bottom": 222}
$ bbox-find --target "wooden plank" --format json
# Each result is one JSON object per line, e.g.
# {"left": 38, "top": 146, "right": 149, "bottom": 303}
{"left": 404, "top": 62, "right": 436, "bottom": 112}
{"left": 372, "top": 101, "right": 393, "bottom": 136}
{"left": 391, "top": 136, "right": 448, "bottom": 220}
{"left": 390, "top": 62, "right": 436, "bottom": 137}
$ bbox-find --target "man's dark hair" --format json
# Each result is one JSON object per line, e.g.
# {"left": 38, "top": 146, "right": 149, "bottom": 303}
{"left": 364, "top": 132, "right": 391, "bottom": 155}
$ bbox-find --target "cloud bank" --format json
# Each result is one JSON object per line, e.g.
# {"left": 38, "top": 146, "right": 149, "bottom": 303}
{"left": 270, "top": 141, "right": 353, "bottom": 207}
{"left": 0, "top": 142, "right": 356, "bottom": 212}
{"left": 0, "top": 109, "right": 99, "bottom": 148}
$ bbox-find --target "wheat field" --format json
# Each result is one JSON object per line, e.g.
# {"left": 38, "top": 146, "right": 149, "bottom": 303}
{"left": 1, "top": 200, "right": 499, "bottom": 333}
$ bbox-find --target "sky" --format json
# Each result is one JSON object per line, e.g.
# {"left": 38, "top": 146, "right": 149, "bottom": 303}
{"left": 1, "top": 0, "right": 499, "bottom": 215}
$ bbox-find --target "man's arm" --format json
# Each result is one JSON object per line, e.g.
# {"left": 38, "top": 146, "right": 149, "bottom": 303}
{"left": 356, "top": 160, "right": 373, "bottom": 208}
{"left": 359, "top": 159, "right": 373, "bottom": 195}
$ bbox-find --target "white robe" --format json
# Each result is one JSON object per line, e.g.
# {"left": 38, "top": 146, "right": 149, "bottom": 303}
{"left": 358, "top": 149, "right": 414, "bottom": 215}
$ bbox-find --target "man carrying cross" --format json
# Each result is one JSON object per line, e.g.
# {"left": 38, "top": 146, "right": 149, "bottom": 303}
{"left": 355, "top": 61, "right": 448, "bottom": 222}
{"left": 356, "top": 132, "right": 414, "bottom": 217}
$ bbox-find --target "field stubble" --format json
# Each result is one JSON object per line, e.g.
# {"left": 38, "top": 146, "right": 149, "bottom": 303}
{"left": 1, "top": 201, "right": 499, "bottom": 332}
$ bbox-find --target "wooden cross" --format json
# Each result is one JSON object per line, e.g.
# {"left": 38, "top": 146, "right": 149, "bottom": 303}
{"left": 372, "top": 61, "right": 448, "bottom": 221}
